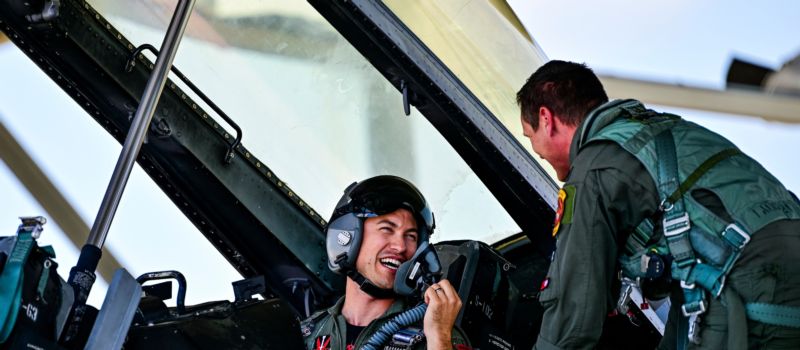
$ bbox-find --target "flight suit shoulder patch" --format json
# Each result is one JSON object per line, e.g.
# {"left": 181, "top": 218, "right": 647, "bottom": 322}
{"left": 552, "top": 185, "right": 576, "bottom": 236}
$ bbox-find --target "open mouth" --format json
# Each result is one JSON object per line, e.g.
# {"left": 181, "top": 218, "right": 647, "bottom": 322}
{"left": 379, "top": 258, "right": 402, "bottom": 270}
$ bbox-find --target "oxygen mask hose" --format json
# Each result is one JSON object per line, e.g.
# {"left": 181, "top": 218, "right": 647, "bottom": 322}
{"left": 361, "top": 303, "right": 427, "bottom": 350}
{"left": 362, "top": 241, "right": 442, "bottom": 349}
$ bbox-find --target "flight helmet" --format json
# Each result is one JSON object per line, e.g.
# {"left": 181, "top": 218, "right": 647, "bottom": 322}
{"left": 325, "top": 175, "right": 435, "bottom": 297}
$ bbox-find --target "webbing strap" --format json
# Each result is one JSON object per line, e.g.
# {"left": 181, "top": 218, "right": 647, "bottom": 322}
{"left": 686, "top": 263, "right": 724, "bottom": 293}
{"left": 0, "top": 232, "right": 34, "bottom": 343}
{"left": 624, "top": 149, "right": 741, "bottom": 258}
{"left": 745, "top": 303, "right": 800, "bottom": 328}
{"left": 684, "top": 223, "right": 751, "bottom": 297}
{"left": 625, "top": 219, "right": 654, "bottom": 254}
{"left": 655, "top": 130, "right": 696, "bottom": 270}
{"left": 654, "top": 130, "right": 707, "bottom": 346}
{"left": 346, "top": 270, "right": 396, "bottom": 299}
{"left": 36, "top": 257, "right": 52, "bottom": 305}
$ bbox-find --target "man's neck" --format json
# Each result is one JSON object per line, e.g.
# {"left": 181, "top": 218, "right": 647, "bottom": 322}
{"left": 341, "top": 278, "right": 395, "bottom": 326}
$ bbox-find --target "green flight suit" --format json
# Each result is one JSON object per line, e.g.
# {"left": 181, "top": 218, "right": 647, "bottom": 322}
{"left": 534, "top": 101, "right": 800, "bottom": 349}
{"left": 301, "top": 297, "right": 470, "bottom": 350}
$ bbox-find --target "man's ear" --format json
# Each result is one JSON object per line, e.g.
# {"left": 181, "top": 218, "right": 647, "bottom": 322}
{"left": 539, "top": 106, "right": 555, "bottom": 136}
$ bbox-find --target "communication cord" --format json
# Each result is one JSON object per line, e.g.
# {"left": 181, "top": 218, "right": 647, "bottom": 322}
{"left": 361, "top": 303, "right": 427, "bottom": 350}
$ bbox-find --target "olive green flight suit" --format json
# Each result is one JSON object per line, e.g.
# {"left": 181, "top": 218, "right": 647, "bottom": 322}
{"left": 534, "top": 102, "right": 800, "bottom": 349}
{"left": 301, "top": 297, "right": 470, "bottom": 350}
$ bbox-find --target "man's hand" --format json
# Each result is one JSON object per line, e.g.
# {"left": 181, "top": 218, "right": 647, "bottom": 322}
{"left": 423, "top": 279, "right": 462, "bottom": 350}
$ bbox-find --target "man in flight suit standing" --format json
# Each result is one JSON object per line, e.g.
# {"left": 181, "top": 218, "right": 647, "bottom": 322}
{"left": 517, "top": 60, "right": 800, "bottom": 349}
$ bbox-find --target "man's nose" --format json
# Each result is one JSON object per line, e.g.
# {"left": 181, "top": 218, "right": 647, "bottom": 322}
{"left": 387, "top": 232, "right": 407, "bottom": 253}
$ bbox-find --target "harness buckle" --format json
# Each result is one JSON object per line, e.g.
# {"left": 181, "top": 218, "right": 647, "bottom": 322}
{"left": 687, "top": 313, "right": 703, "bottom": 344}
{"left": 663, "top": 212, "right": 691, "bottom": 237}
{"left": 616, "top": 281, "right": 635, "bottom": 314}
{"left": 681, "top": 300, "right": 706, "bottom": 317}
{"left": 659, "top": 198, "right": 674, "bottom": 212}
{"left": 722, "top": 223, "right": 750, "bottom": 250}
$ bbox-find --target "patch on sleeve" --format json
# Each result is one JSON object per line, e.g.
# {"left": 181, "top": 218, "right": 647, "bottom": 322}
{"left": 552, "top": 185, "right": 576, "bottom": 236}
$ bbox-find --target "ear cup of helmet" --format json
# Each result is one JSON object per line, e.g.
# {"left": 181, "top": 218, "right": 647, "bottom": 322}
{"left": 326, "top": 213, "right": 363, "bottom": 274}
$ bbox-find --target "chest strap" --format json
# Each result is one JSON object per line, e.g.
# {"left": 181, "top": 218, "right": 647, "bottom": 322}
{"left": 653, "top": 129, "right": 707, "bottom": 347}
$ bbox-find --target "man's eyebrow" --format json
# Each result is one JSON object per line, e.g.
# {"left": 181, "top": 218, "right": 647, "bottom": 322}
{"left": 376, "top": 219, "right": 398, "bottom": 227}
{"left": 376, "top": 219, "right": 418, "bottom": 233}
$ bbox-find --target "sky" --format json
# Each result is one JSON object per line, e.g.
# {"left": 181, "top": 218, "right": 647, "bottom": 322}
{"left": 509, "top": 0, "right": 800, "bottom": 193}
{"left": 1, "top": 1, "right": 799, "bottom": 307}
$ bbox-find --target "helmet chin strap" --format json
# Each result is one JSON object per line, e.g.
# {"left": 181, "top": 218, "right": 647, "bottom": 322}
{"left": 346, "top": 270, "right": 396, "bottom": 299}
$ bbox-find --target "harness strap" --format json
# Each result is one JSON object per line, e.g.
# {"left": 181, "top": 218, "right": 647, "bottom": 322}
{"left": 654, "top": 130, "right": 696, "bottom": 271}
{"left": 625, "top": 149, "right": 743, "bottom": 260}
{"left": 625, "top": 218, "right": 654, "bottom": 254}
{"left": 653, "top": 129, "right": 708, "bottom": 345}
{"left": 745, "top": 303, "right": 800, "bottom": 328}
{"left": 346, "top": 270, "right": 396, "bottom": 299}
{"left": 0, "top": 232, "right": 34, "bottom": 343}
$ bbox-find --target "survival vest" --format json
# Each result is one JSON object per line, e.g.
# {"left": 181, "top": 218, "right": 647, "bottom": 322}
{"left": 577, "top": 99, "right": 800, "bottom": 336}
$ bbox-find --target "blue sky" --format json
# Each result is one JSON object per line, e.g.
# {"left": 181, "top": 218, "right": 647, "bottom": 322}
{"left": 511, "top": 0, "right": 799, "bottom": 87}
{"left": 1, "top": 1, "right": 798, "bottom": 306}
{"left": 510, "top": 0, "right": 800, "bottom": 193}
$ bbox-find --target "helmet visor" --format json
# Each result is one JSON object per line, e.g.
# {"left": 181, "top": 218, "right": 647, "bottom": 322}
{"left": 337, "top": 176, "right": 435, "bottom": 235}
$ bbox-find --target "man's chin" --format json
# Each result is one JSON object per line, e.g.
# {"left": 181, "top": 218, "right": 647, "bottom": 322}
{"left": 376, "top": 281, "right": 394, "bottom": 290}
{"left": 372, "top": 277, "right": 394, "bottom": 291}
{"left": 360, "top": 268, "right": 397, "bottom": 290}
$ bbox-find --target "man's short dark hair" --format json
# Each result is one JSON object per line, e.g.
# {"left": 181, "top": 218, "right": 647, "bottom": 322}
{"left": 516, "top": 60, "right": 609, "bottom": 129}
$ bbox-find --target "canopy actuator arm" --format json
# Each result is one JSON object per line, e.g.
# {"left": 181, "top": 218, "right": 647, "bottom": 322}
{"left": 61, "top": 0, "right": 196, "bottom": 345}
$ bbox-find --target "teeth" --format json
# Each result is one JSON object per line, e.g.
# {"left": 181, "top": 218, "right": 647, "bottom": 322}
{"left": 380, "top": 258, "right": 401, "bottom": 270}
